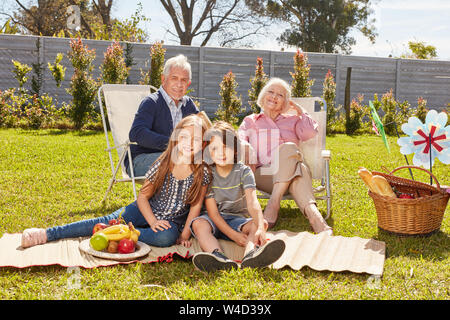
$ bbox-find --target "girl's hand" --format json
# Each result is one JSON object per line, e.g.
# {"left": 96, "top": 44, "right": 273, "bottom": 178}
{"left": 230, "top": 231, "right": 248, "bottom": 247}
{"left": 150, "top": 219, "right": 172, "bottom": 232}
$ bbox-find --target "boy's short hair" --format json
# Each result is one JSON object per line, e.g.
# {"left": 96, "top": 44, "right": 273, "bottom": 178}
{"left": 204, "top": 121, "right": 241, "bottom": 164}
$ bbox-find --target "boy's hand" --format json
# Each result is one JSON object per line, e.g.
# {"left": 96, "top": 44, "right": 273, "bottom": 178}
{"left": 230, "top": 231, "right": 248, "bottom": 247}
{"left": 177, "top": 237, "right": 192, "bottom": 248}
{"left": 254, "top": 228, "right": 267, "bottom": 246}
{"left": 177, "top": 229, "right": 192, "bottom": 247}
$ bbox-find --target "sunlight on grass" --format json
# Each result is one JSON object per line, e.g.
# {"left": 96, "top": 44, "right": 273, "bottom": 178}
{"left": 0, "top": 128, "right": 448, "bottom": 300}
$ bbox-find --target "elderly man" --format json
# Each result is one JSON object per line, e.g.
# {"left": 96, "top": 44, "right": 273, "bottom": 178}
{"left": 125, "top": 54, "right": 199, "bottom": 177}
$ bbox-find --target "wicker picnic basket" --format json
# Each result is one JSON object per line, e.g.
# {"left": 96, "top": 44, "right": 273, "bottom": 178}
{"left": 368, "top": 166, "right": 449, "bottom": 236}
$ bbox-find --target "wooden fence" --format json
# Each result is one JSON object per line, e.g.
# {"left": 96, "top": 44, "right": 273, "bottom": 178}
{"left": 1, "top": 34, "right": 449, "bottom": 117}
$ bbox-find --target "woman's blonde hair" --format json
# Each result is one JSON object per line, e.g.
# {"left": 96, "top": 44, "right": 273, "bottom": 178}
{"left": 141, "top": 114, "right": 211, "bottom": 205}
{"left": 257, "top": 77, "right": 291, "bottom": 114}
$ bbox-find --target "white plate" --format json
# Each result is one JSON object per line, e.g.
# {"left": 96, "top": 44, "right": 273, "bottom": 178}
{"left": 79, "top": 239, "right": 151, "bottom": 262}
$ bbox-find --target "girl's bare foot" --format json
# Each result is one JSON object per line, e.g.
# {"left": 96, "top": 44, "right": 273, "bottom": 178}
{"left": 21, "top": 228, "right": 48, "bottom": 248}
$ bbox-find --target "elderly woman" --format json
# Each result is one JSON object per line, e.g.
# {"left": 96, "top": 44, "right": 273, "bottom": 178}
{"left": 238, "top": 78, "right": 332, "bottom": 235}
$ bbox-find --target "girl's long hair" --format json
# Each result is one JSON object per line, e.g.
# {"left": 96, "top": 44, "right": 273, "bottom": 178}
{"left": 141, "top": 114, "right": 211, "bottom": 205}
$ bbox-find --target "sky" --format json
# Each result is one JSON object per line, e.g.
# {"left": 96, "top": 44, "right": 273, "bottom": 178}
{"left": 111, "top": 0, "right": 450, "bottom": 61}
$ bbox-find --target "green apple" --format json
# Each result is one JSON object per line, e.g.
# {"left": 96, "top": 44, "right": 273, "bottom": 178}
{"left": 90, "top": 232, "right": 109, "bottom": 251}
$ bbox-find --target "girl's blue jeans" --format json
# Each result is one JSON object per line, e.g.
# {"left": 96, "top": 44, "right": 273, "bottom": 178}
{"left": 46, "top": 201, "right": 182, "bottom": 247}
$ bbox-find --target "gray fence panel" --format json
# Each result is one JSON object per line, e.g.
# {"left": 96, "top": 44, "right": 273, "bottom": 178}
{"left": 0, "top": 34, "right": 449, "bottom": 118}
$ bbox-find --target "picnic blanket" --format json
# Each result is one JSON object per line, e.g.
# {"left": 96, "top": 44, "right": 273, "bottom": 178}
{"left": 0, "top": 230, "right": 386, "bottom": 275}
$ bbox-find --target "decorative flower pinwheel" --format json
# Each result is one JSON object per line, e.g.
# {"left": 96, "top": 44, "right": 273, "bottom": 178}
{"left": 397, "top": 110, "right": 449, "bottom": 169}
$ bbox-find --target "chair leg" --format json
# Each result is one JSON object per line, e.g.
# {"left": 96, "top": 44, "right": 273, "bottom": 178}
{"left": 324, "top": 158, "right": 332, "bottom": 220}
{"left": 102, "top": 177, "right": 116, "bottom": 202}
{"left": 103, "top": 149, "right": 126, "bottom": 203}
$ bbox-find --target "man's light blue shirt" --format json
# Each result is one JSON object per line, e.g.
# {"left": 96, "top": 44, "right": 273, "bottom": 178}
{"left": 159, "top": 86, "right": 188, "bottom": 128}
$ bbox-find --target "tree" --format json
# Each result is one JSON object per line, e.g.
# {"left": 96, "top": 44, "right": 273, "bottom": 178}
{"left": 247, "top": 0, "right": 378, "bottom": 54}
{"left": 0, "top": 1, "right": 149, "bottom": 42}
{"left": 159, "top": 0, "right": 270, "bottom": 47}
{"left": 401, "top": 41, "right": 437, "bottom": 60}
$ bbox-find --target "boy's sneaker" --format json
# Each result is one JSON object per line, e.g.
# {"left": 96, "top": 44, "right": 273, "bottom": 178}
{"left": 241, "top": 239, "right": 286, "bottom": 269}
{"left": 193, "top": 249, "right": 239, "bottom": 272}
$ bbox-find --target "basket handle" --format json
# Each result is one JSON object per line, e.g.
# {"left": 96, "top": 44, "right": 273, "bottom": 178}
{"left": 387, "top": 165, "right": 442, "bottom": 191}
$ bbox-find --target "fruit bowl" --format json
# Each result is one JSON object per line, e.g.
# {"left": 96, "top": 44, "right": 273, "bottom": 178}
{"left": 79, "top": 239, "right": 151, "bottom": 262}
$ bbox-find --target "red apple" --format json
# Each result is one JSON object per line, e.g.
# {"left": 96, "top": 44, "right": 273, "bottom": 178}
{"left": 108, "top": 219, "right": 120, "bottom": 226}
{"left": 399, "top": 193, "right": 414, "bottom": 199}
{"left": 92, "top": 223, "right": 108, "bottom": 235}
{"left": 118, "top": 238, "right": 135, "bottom": 254}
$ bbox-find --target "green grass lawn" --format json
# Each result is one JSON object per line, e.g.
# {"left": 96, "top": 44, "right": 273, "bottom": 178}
{"left": 0, "top": 128, "right": 448, "bottom": 300}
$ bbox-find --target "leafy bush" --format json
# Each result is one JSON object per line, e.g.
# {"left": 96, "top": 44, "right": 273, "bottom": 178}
{"left": 140, "top": 42, "right": 166, "bottom": 88}
{"left": 216, "top": 71, "right": 244, "bottom": 126}
{"left": 11, "top": 60, "right": 32, "bottom": 89}
{"left": 346, "top": 95, "right": 364, "bottom": 135}
{"left": 415, "top": 97, "right": 428, "bottom": 123}
{"left": 322, "top": 69, "right": 338, "bottom": 133}
{"left": 66, "top": 38, "right": 98, "bottom": 130}
{"left": 100, "top": 41, "right": 129, "bottom": 84}
{"left": 248, "top": 57, "right": 268, "bottom": 114}
{"left": 48, "top": 53, "right": 66, "bottom": 88}
{"left": 290, "top": 50, "right": 314, "bottom": 97}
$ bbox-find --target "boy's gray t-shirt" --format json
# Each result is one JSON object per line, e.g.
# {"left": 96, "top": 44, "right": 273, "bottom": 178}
{"left": 206, "top": 162, "right": 256, "bottom": 217}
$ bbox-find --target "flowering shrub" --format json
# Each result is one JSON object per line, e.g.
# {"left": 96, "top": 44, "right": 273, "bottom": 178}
{"left": 415, "top": 97, "right": 429, "bottom": 123}
{"left": 322, "top": 69, "right": 338, "bottom": 133}
{"left": 290, "top": 50, "right": 314, "bottom": 97}
{"left": 66, "top": 38, "right": 98, "bottom": 130}
{"left": 216, "top": 70, "right": 244, "bottom": 126}
{"left": 100, "top": 41, "right": 129, "bottom": 84}
{"left": 248, "top": 57, "right": 268, "bottom": 114}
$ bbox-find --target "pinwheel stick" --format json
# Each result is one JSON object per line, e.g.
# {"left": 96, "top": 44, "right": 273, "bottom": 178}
{"left": 388, "top": 121, "right": 415, "bottom": 181}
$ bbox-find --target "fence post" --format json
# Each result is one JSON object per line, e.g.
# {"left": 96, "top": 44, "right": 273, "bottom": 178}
{"left": 395, "top": 58, "right": 401, "bottom": 101}
{"left": 39, "top": 36, "right": 45, "bottom": 95}
{"left": 335, "top": 54, "right": 341, "bottom": 106}
{"left": 198, "top": 46, "right": 204, "bottom": 101}
{"left": 269, "top": 50, "right": 275, "bottom": 78}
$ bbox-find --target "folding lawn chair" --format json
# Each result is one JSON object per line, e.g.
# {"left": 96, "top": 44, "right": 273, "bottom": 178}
{"left": 98, "top": 84, "right": 158, "bottom": 202}
{"left": 257, "top": 97, "right": 332, "bottom": 219}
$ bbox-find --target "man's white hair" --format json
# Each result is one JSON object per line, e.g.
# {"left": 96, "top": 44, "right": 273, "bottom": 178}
{"left": 257, "top": 77, "right": 291, "bottom": 114}
{"left": 163, "top": 54, "right": 192, "bottom": 80}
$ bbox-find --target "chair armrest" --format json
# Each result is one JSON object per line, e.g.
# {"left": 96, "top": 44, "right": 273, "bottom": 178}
{"left": 105, "top": 140, "right": 137, "bottom": 152}
{"left": 321, "top": 150, "right": 331, "bottom": 160}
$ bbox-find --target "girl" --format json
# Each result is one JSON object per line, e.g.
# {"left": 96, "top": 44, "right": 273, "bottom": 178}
{"left": 190, "top": 121, "right": 285, "bottom": 272}
{"left": 21, "top": 114, "right": 211, "bottom": 249}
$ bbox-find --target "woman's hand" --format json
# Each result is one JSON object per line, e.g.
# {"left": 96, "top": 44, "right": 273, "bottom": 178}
{"left": 289, "top": 100, "right": 303, "bottom": 116}
{"left": 150, "top": 219, "right": 172, "bottom": 232}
